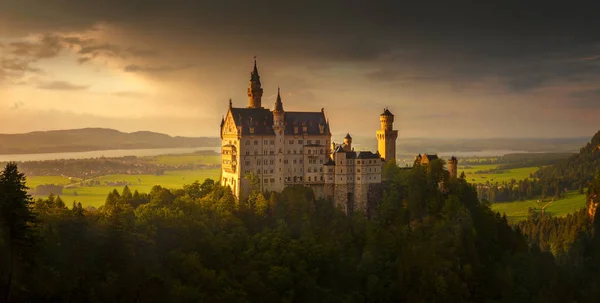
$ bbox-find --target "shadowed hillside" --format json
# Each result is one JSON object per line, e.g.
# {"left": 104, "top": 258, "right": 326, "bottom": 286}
{"left": 0, "top": 128, "right": 220, "bottom": 154}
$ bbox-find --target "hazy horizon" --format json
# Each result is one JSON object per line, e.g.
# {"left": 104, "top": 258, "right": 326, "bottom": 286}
{"left": 2, "top": 1, "right": 600, "bottom": 138}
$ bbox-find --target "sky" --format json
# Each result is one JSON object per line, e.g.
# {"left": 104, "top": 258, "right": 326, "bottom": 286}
{"left": 1, "top": 0, "right": 599, "bottom": 138}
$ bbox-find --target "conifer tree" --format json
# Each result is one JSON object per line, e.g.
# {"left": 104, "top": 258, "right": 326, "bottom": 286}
{"left": 0, "top": 163, "right": 37, "bottom": 301}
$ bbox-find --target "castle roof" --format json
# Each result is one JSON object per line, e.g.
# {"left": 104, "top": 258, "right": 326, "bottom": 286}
{"left": 381, "top": 107, "right": 393, "bottom": 116}
{"left": 230, "top": 107, "right": 275, "bottom": 135}
{"left": 356, "top": 151, "right": 381, "bottom": 159}
{"left": 424, "top": 154, "right": 439, "bottom": 161}
{"left": 283, "top": 111, "right": 330, "bottom": 136}
{"left": 228, "top": 108, "right": 330, "bottom": 136}
{"left": 345, "top": 133, "right": 352, "bottom": 139}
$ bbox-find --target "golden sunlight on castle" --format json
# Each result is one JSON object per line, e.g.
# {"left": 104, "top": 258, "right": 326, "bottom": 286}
{"left": 220, "top": 60, "right": 456, "bottom": 213}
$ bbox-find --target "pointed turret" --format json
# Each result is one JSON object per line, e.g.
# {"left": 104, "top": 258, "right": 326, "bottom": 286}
{"left": 274, "top": 86, "right": 284, "bottom": 112}
{"left": 247, "top": 57, "right": 263, "bottom": 108}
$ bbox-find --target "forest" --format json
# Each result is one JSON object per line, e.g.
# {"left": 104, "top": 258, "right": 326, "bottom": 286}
{"left": 1, "top": 160, "right": 600, "bottom": 302}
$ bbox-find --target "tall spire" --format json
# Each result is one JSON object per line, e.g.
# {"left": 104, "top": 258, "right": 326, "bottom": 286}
{"left": 229, "top": 98, "right": 232, "bottom": 108}
{"left": 274, "top": 86, "right": 284, "bottom": 112}
{"left": 247, "top": 57, "right": 263, "bottom": 108}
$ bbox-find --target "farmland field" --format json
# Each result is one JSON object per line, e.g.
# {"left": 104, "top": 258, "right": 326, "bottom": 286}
{"left": 459, "top": 164, "right": 539, "bottom": 184}
{"left": 491, "top": 190, "right": 586, "bottom": 223}
{"left": 23, "top": 151, "right": 222, "bottom": 208}
{"left": 151, "top": 153, "right": 221, "bottom": 166}
{"left": 27, "top": 169, "right": 220, "bottom": 208}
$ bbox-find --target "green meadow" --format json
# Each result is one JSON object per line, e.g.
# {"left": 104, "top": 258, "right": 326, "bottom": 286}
{"left": 151, "top": 153, "right": 221, "bottom": 166}
{"left": 459, "top": 164, "right": 539, "bottom": 184}
{"left": 27, "top": 169, "right": 220, "bottom": 208}
{"left": 491, "top": 190, "right": 587, "bottom": 223}
{"left": 24, "top": 152, "right": 222, "bottom": 208}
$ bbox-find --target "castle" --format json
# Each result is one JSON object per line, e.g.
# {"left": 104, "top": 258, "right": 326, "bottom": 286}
{"left": 220, "top": 59, "right": 453, "bottom": 213}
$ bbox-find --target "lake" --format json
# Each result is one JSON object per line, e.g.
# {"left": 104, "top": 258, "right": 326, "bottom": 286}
{"left": 0, "top": 147, "right": 221, "bottom": 162}
{"left": 1, "top": 147, "right": 550, "bottom": 163}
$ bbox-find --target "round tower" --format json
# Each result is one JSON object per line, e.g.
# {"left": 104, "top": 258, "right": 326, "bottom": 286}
{"left": 448, "top": 156, "right": 458, "bottom": 179}
{"left": 344, "top": 133, "right": 352, "bottom": 151}
{"left": 380, "top": 107, "right": 394, "bottom": 131}
{"left": 247, "top": 58, "right": 263, "bottom": 108}
{"left": 376, "top": 107, "right": 398, "bottom": 163}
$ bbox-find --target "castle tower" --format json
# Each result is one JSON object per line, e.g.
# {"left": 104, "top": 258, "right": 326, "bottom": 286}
{"left": 376, "top": 108, "right": 398, "bottom": 162}
{"left": 247, "top": 58, "right": 263, "bottom": 108}
{"left": 273, "top": 87, "right": 285, "bottom": 191}
{"left": 448, "top": 156, "right": 458, "bottom": 179}
{"left": 343, "top": 133, "right": 352, "bottom": 151}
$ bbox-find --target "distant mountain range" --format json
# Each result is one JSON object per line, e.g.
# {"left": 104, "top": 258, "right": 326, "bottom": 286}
{"left": 0, "top": 128, "right": 221, "bottom": 155}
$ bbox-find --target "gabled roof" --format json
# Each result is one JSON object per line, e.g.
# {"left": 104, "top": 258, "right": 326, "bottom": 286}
{"left": 230, "top": 107, "right": 275, "bottom": 136}
{"left": 424, "top": 154, "right": 439, "bottom": 161}
{"left": 284, "top": 111, "right": 330, "bottom": 136}
{"left": 356, "top": 151, "right": 380, "bottom": 159}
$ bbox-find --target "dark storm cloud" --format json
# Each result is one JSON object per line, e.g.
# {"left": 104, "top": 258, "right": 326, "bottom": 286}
{"left": 36, "top": 80, "right": 89, "bottom": 90}
{"left": 3, "top": 0, "right": 600, "bottom": 92}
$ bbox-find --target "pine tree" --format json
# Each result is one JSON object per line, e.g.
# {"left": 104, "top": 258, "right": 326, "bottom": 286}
{"left": 0, "top": 163, "right": 38, "bottom": 301}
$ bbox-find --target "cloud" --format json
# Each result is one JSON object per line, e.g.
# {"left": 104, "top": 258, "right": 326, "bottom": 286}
{"left": 110, "top": 91, "right": 147, "bottom": 98}
{"left": 123, "top": 64, "right": 194, "bottom": 73}
{"left": 10, "top": 101, "right": 24, "bottom": 110}
{"left": 36, "top": 80, "right": 89, "bottom": 90}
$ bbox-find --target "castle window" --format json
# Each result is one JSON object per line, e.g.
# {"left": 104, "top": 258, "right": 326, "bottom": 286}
{"left": 320, "top": 176, "right": 323, "bottom": 181}
{"left": 308, "top": 140, "right": 312, "bottom": 144}
{"left": 293, "top": 160, "right": 297, "bottom": 164}
{"left": 264, "top": 170, "right": 268, "bottom": 174}
{"left": 271, "top": 178, "right": 275, "bottom": 183}
{"left": 287, "top": 150, "right": 291, "bottom": 154}
{"left": 263, "top": 160, "right": 267, "bottom": 165}
{"left": 357, "top": 177, "right": 360, "bottom": 180}
{"left": 279, "top": 148, "right": 282, "bottom": 153}
{"left": 270, "top": 160, "right": 274, "bottom": 164}
{"left": 320, "top": 149, "right": 324, "bottom": 154}
{"left": 254, "top": 140, "right": 258, "bottom": 145}
{"left": 357, "top": 169, "right": 360, "bottom": 173}
{"left": 293, "top": 150, "right": 296, "bottom": 154}
{"left": 270, "top": 140, "right": 275, "bottom": 144}
{"left": 298, "top": 140, "right": 303, "bottom": 144}
{"left": 257, "top": 160, "right": 260, "bottom": 165}
{"left": 289, "top": 140, "right": 294, "bottom": 144}
{"left": 284, "top": 160, "right": 288, "bottom": 164}
{"left": 316, "top": 140, "right": 320, "bottom": 145}
{"left": 270, "top": 170, "right": 274, "bottom": 173}
{"left": 308, "top": 176, "right": 311, "bottom": 181}
{"left": 299, "top": 160, "right": 303, "bottom": 164}
{"left": 264, "top": 151, "right": 268, "bottom": 155}
{"left": 257, "top": 169, "right": 261, "bottom": 174}
{"left": 265, "top": 179, "right": 269, "bottom": 183}
{"left": 270, "top": 151, "right": 274, "bottom": 155}
{"left": 308, "top": 150, "right": 312, "bottom": 155}
{"left": 254, "top": 150, "right": 258, "bottom": 155}
{"left": 245, "top": 151, "right": 249, "bottom": 155}
{"left": 320, "top": 167, "right": 323, "bottom": 172}
{"left": 245, "top": 161, "right": 250, "bottom": 165}
{"left": 245, "top": 140, "right": 250, "bottom": 145}
{"left": 245, "top": 170, "right": 250, "bottom": 175}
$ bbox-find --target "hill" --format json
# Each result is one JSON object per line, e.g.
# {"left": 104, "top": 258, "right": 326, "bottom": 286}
{"left": 0, "top": 128, "right": 220, "bottom": 154}
{"left": 534, "top": 130, "right": 600, "bottom": 190}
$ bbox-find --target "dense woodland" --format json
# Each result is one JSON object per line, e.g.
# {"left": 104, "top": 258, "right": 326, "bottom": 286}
{"left": 1, "top": 160, "right": 600, "bottom": 302}
{"left": 534, "top": 130, "right": 600, "bottom": 191}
